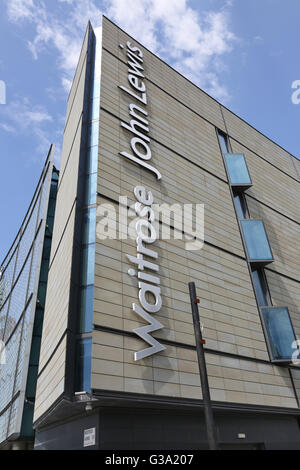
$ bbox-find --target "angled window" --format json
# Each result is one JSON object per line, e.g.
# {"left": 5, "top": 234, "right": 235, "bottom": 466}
{"left": 240, "top": 219, "right": 274, "bottom": 264}
{"left": 224, "top": 153, "right": 252, "bottom": 190}
{"left": 261, "top": 306, "right": 299, "bottom": 362}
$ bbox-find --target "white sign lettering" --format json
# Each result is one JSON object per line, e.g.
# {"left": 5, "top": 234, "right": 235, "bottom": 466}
{"left": 127, "top": 186, "right": 165, "bottom": 361}
{"left": 119, "top": 42, "right": 164, "bottom": 360}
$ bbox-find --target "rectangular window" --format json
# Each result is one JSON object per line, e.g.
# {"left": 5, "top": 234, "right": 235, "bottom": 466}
{"left": 75, "top": 338, "right": 92, "bottom": 392}
{"left": 261, "top": 306, "right": 299, "bottom": 361}
{"left": 86, "top": 146, "right": 98, "bottom": 175}
{"left": 91, "top": 79, "right": 100, "bottom": 100}
{"left": 82, "top": 208, "right": 96, "bottom": 245}
{"left": 240, "top": 219, "right": 273, "bottom": 263}
{"left": 84, "top": 173, "right": 97, "bottom": 206}
{"left": 78, "top": 285, "right": 94, "bottom": 333}
{"left": 217, "top": 130, "right": 229, "bottom": 154}
{"left": 87, "top": 121, "right": 99, "bottom": 148}
{"left": 224, "top": 153, "right": 252, "bottom": 188}
{"left": 89, "top": 98, "right": 100, "bottom": 122}
{"left": 81, "top": 244, "right": 95, "bottom": 286}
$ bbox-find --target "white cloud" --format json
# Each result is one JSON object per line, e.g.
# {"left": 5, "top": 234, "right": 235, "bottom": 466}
{"left": 107, "top": 0, "right": 236, "bottom": 101}
{"left": 5, "top": 0, "right": 236, "bottom": 101}
{"left": 6, "top": 0, "right": 103, "bottom": 93}
{"left": 0, "top": 123, "right": 16, "bottom": 133}
{"left": 25, "top": 110, "right": 52, "bottom": 123}
{"left": 6, "top": 0, "right": 36, "bottom": 22}
{"left": 0, "top": 97, "right": 53, "bottom": 155}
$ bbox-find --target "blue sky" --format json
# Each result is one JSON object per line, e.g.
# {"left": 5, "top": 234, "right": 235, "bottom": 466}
{"left": 0, "top": 0, "right": 299, "bottom": 262}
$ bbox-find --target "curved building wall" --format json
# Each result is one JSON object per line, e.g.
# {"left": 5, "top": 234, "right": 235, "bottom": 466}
{"left": 0, "top": 145, "right": 56, "bottom": 447}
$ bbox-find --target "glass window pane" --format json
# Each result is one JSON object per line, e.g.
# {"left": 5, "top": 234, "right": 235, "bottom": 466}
{"left": 87, "top": 121, "right": 99, "bottom": 148}
{"left": 91, "top": 79, "right": 100, "bottom": 100}
{"left": 218, "top": 132, "right": 229, "bottom": 153}
{"left": 225, "top": 153, "right": 252, "bottom": 185}
{"left": 85, "top": 173, "right": 97, "bottom": 206}
{"left": 20, "top": 402, "right": 34, "bottom": 437}
{"left": 82, "top": 208, "right": 96, "bottom": 245}
{"left": 262, "top": 307, "right": 298, "bottom": 360}
{"left": 241, "top": 220, "right": 273, "bottom": 261}
{"left": 89, "top": 98, "right": 99, "bottom": 121}
{"left": 81, "top": 244, "right": 95, "bottom": 286}
{"left": 86, "top": 146, "right": 98, "bottom": 175}
{"left": 252, "top": 268, "right": 269, "bottom": 306}
{"left": 233, "top": 193, "right": 248, "bottom": 219}
{"left": 75, "top": 338, "right": 92, "bottom": 392}
{"left": 79, "top": 285, "right": 94, "bottom": 333}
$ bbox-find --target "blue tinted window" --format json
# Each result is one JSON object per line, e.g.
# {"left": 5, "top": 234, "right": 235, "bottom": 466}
{"left": 82, "top": 208, "right": 96, "bottom": 245}
{"left": 218, "top": 131, "right": 229, "bottom": 153}
{"left": 225, "top": 153, "right": 252, "bottom": 185}
{"left": 75, "top": 338, "right": 92, "bottom": 392}
{"left": 20, "top": 402, "right": 34, "bottom": 437}
{"left": 241, "top": 220, "right": 273, "bottom": 261}
{"left": 252, "top": 268, "right": 270, "bottom": 306}
{"left": 233, "top": 193, "right": 248, "bottom": 219}
{"left": 81, "top": 244, "right": 95, "bottom": 286}
{"left": 79, "top": 285, "right": 94, "bottom": 333}
{"left": 262, "top": 307, "right": 298, "bottom": 360}
{"left": 88, "top": 121, "right": 99, "bottom": 148}
{"left": 89, "top": 98, "right": 100, "bottom": 121}
{"left": 86, "top": 146, "right": 98, "bottom": 175}
{"left": 85, "top": 173, "right": 97, "bottom": 206}
{"left": 91, "top": 80, "right": 100, "bottom": 100}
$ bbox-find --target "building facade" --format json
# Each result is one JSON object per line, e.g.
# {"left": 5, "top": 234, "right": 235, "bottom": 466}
{"left": 0, "top": 146, "right": 58, "bottom": 449}
{"left": 32, "top": 17, "right": 300, "bottom": 450}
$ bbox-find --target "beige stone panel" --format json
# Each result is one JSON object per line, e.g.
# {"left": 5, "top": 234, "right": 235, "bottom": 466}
{"left": 94, "top": 211, "right": 267, "bottom": 358}
{"left": 101, "top": 17, "right": 226, "bottom": 133}
{"left": 292, "top": 157, "right": 300, "bottom": 180}
{"left": 37, "top": 206, "right": 75, "bottom": 373}
{"left": 223, "top": 106, "right": 299, "bottom": 180}
{"left": 265, "top": 269, "right": 300, "bottom": 338}
{"left": 34, "top": 379, "right": 65, "bottom": 424}
{"left": 231, "top": 141, "right": 300, "bottom": 223}
{"left": 100, "top": 49, "right": 227, "bottom": 181}
{"left": 290, "top": 369, "right": 300, "bottom": 403}
{"left": 60, "top": 64, "right": 86, "bottom": 177}
{"left": 92, "top": 373, "right": 124, "bottom": 391}
{"left": 34, "top": 336, "right": 67, "bottom": 422}
{"left": 66, "top": 24, "right": 90, "bottom": 126}
{"left": 97, "top": 109, "right": 244, "bottom": 257}
{"left": 247, "top": 198, "right": 300, "bottom": 282}
{"left": 91, "top": 330, "right": 297, "bottom": 407}
{"left": 50, "top": 123, "right": 81, "bottom": 261}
